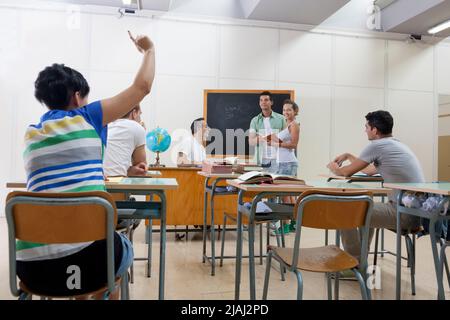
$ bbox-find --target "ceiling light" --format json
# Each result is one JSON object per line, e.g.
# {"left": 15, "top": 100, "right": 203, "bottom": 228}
{"left": 122, "top": 0, "right": 132, "bottom": 5}
{"left": 428, "top": 19, "right": 450, "bottom": 35}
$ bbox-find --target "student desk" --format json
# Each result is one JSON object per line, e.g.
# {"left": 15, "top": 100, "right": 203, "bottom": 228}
{"left": 6, "top": 177, "right": 178, "bottom": 300}
{"left": 226, "top": 179, "right": 391, "bottom": 300}
{"left": 384, "top": 182, "right": 450, "bottom": 300}
{"left": 197, "top": 171, "right": 241, "bottom": 276}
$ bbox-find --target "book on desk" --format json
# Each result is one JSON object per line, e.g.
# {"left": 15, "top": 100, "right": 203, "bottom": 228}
{"left": 235, "top": 171, "right": 306, "bottom": 185}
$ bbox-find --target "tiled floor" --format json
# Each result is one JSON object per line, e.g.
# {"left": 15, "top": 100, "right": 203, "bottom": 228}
{"left": 0, "top": 217, "right": 448, "bottom": 300}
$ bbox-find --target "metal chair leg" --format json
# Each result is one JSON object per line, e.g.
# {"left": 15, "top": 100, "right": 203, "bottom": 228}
{"left": 334, "top": 272, "right": 340, "bottom": 300}
{"left": 262, "top": 250, "right": 273, "bottom": 300}
{"left": 294, "top": 269, "right": 303, "bottom": 300}
{"left": 439, "top": 239, "right": 450, "bottom": 288}
{"left": 273, "top": 225, "right": 285, "bottom": 281}
{"left": 220, "top": 215, "right": 227, "bottom": 267}
{"left": 129, "top": 226, "right": 135, "bottom": 284}
{"left": 326, "top": 273, "right": 332, "bottom": 300}
{"left": 373, "top": 228, "right": 380, "bottom": 270}
{"left": 259, "top": 224, "right": 263, "bottom": 265}
{"left": 147, "top": 218, "right": 152, "bottom": 278}
{"left": 352, "top": 268, "right": 369, "bottom": 300}
{"left": 404, "top": 234, "right": 416, "bottom": 295}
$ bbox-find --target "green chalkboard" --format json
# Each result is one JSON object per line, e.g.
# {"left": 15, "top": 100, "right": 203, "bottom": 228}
{"left": 203, "top": 90, "right": 294, "bottom": 157}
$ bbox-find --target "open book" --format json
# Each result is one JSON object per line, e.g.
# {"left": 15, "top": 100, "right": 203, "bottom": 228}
{"left": 236, "top": 171, "right": 306, "bottom": 185}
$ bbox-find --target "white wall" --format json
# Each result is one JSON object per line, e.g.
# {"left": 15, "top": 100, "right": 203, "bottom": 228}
{"left": 439, "top": 95, "right": 450, "bottom": 136}
{"left": 0, "top": 5, "right": 446, "bottom": 215}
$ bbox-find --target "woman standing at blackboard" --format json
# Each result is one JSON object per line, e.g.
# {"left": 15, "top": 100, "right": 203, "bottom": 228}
{"left": 267, "top": 99, "right": 300, "bottom": 234}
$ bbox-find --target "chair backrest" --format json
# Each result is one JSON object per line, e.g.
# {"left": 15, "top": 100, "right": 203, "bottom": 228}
{"left": 294, "top": 189, "right": 373, "bottom": 230}
{"left": 289, "top": 189, "right": 373, "bottom": 274}
{"left": 5, "top": 191, "right": 118, "bottom": 298}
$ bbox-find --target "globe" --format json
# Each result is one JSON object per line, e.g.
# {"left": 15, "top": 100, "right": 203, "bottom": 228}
{"left": 146, "top": 127, "right": 171, "bottom": 153}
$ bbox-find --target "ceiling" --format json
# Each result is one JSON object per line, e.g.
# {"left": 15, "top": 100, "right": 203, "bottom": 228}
{"left": 9, "top": 0, "right": 450, "bottom": 38}
{"left": 378, "top": 0, "right": 450, "bottom": 37}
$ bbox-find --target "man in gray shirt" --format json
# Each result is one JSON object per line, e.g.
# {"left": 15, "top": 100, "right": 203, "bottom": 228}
{"left": 326, "top": 110, "right": 425, "bottom": 260}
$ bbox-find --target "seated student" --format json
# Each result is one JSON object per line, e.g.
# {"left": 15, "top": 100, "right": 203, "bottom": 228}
{"left": 326, "top": 110, "right": 425, "bottom": 262}
{"left": 176, "top": 117, "right": 209, "bottom": 165}
{"left": 19, "top": 32, "right": 155, "bottom": 298}
{"left": 103, "top": 104, "right": 147, "bottom": 177}
{"left": 103, "top": 104, "right": 147, "bottom": 230}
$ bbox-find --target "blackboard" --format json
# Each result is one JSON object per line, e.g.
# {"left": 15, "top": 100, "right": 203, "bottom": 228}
{"left": 204, "top": 90, "right": 294, "bottom": 157}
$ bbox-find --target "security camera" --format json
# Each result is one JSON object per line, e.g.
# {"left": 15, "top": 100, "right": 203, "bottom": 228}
{"left": 405, "top": 34, "right": 422, "bottom": 44}
{"left": 409, "top": 34, "right": 422, "bottom": 41}
{"left": 118, "top": 7, "right": 136, "bottom": 18}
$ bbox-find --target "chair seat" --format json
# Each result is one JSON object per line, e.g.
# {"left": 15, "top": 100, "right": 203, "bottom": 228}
{"left": 269, "top": 245, "right": 359, "bottom": 273}
{"left": 386, "top": 226, "right": 423, "bottom": 236}
{"left": 224, "top": 211, "right": 279, "bottom": 225}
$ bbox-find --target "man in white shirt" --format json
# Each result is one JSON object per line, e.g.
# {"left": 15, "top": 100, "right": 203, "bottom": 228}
{"left": 104, "top": 105, "right": 147, "bottom": 176}
{"left": 177, "top": 117, "right": 209, "bottom": 165}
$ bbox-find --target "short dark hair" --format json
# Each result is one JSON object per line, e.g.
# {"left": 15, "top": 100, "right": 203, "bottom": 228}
{"left": 365, "top": 110, "right": 393, "bottom": 135}
{"left": 34, "top": 63, "right": 90, "bottom": 110}
{"left": 190, "top": 117, "right": 204, "bottom": 135}
{"left": 122, "top": 105, "right": 140, "bottom": 119}
{"left": 259, "top": 91, "right": 273, "bottom": 102}
{"left": 282, "top": 99, "right": 299, "bottom": 113}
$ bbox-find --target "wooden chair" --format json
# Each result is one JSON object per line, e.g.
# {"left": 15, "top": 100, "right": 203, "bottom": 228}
{"left": 262, "top": 190, "right": 373, "bottom": 300}
{"left": 5, "top": 191, "right": 128, "bottom": 300}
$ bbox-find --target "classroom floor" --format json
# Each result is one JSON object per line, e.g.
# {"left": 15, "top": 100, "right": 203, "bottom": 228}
{"left": 0, "top": 217, "right": 448, "bottom": 300}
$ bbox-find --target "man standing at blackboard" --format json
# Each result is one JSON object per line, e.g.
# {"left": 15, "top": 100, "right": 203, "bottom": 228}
{"left": 249, "top": 91, "right": 286, "bottom": 173}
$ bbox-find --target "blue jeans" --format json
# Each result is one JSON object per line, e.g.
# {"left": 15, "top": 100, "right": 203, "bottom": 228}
{"left": 116, "top": 233, "right": 134, "bottom": 277}
{"left": 277, "top": 162, "right": 298, "bottom": 176}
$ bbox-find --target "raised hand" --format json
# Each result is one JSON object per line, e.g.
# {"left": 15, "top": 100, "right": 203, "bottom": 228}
{"left": 128, "top": 31, "right": 154, "bottom": 53}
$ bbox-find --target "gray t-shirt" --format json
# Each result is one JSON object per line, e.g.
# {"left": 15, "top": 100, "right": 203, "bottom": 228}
{"left": 359, "top": 137, "right": 425, "bottom": 201}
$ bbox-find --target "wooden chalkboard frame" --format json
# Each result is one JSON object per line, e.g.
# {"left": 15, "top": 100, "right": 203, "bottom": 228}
{"left": 203, "top": 89, "right": 295, "bottom": 159}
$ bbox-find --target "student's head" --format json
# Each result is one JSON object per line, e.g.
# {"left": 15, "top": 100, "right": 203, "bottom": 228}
{"left": 122, "top": 105, "right": 142, "bottom": 123}
{"left": 365, "top": 110, "right": 394, "bottom": 140}
{"left": 259, "top": 91, "right": 273, "bottom": 114}
{"left": 34, "top": 63, "right": 90, "bottom": 110}
{"left": 282, "top": 99, "right": 299, "bottom": 121}
{"left": 190, "top": 117, "right": 209, "bottom": 139}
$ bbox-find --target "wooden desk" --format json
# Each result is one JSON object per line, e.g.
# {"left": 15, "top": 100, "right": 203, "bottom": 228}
{"left": 154, "top": 167, "right": 239, "bottom": 226}
{"left": 384, "top": 182, "right": 450, "bottom": 300}
{"left": 228, "top": 179, "right": 390, "bottom": 300}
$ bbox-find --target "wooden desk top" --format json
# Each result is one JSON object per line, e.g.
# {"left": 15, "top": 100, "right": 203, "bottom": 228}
{"left": 153, "top": 166, "right": 201, "bottom": 171}
{"left": 7, "top": 178, "right": 179, "bottom": 191}
{"left": 227, "top": 179, "right": 390, "bottom": 194}
{"left": 384, "top": 182, "right": 450, "bottom": 196}
{"left": 197, "top": 171, "right": 241, "bottom": 178}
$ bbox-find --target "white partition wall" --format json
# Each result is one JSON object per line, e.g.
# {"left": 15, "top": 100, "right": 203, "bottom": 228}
{"left": 0, "top": 4, "right": 446, "bottom": 214}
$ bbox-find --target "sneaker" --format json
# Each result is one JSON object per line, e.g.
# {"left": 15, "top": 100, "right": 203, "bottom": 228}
{"left": 270, "top": 223, "right": 290, "bottom": 236}
{"left": 289, "top": 221, "right": 296, "bottom": 233}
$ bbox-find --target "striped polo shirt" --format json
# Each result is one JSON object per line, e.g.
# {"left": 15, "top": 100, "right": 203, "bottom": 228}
{"left": 18, "top": 101, "right": 107, "bottom": 261}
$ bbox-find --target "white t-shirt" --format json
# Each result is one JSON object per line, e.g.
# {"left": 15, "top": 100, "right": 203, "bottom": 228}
{"left": 262, "top": 117, "right": 276, "bottom": 160}
{"left": 103, "top": 119, "right": 146, "bottom": 176}
{"left": 178, "top": 135, "right": 206, "bottom": 163}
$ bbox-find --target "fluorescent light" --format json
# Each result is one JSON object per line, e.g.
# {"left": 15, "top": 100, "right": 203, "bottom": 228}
{"left": 122, "top": 0, "right": 132, "bottom": 5}
{"left": 428, "top": 20, "right": 450, "bottom": 34}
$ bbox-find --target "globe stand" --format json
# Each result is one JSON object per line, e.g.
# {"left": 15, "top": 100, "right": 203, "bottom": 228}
{"left": 149, "top": 151, "right": 165, "bottom": 167}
